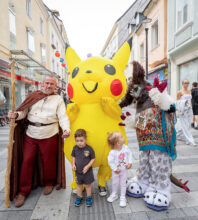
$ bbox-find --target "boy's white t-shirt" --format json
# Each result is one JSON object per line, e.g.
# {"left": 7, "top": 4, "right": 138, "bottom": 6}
{"left": 108, "top": 145, "right": 132, "bottom": 171}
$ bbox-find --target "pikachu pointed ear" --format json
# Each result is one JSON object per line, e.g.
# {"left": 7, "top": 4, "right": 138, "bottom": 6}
{"left": 65, "top": 43, "right": 81, "bottom": 72}
{"left": 112, "top": 37, "right": 132, "bottom": 72}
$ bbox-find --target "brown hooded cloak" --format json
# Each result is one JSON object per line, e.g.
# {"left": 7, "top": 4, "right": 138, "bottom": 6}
{"left": 9, "top": 90, "right": 66, "bottom": 201}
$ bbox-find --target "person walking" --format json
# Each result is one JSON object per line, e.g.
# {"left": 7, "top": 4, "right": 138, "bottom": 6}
{"left": 191, "top": 82, "right": 198, "bottom": 130}
{"left": 176, "top": 79, "right": 196, "bottom": 146}
{"left": 8, "top": 75, "right": 71, "bottom": 207}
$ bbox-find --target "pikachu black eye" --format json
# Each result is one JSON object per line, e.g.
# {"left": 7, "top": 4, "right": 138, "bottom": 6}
{"left": 72, "top": 67, "right": 79, "bottom": 78}
{"left": 104, "top": 64, "right": 116, "bottom": 75}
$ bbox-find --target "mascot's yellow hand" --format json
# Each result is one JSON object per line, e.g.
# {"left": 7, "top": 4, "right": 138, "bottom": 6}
{"left": 66, "top": 103, "right": 80, "bottom": 122}
{"left": 101, "top": 97, "right": 122, "bottom": 120}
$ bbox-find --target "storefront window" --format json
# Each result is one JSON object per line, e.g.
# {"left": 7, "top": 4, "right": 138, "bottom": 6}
{"left": 179, "top": 59, "right": 198, "bottom": 90}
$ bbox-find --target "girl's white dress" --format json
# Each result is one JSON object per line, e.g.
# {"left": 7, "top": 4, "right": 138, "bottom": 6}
{"left": 176, "top": 94, "right": 196, "bottom": 145}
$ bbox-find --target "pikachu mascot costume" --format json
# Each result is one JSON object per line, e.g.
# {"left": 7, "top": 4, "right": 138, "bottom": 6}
{"left": 64, "top": 38, "right": 132, "bottom": 195}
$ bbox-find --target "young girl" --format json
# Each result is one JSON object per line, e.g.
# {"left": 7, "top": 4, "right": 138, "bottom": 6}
{"left": 107, "top": 132, "right": 132, "bottom": 207}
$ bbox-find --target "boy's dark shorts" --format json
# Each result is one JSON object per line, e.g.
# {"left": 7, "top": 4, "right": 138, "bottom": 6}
{"left": 192, "top": 105, "right": 198, "bottom": 115}
{"left": 76, "top": 169, "right": 94, "bottom": 185}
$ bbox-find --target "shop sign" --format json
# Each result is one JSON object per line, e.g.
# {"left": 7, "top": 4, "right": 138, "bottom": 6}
{"left": 148, "top": 68, "right": 168, "bottom": 83}
{"left": 0, "top": 69, "right": 38, "bottom": 85}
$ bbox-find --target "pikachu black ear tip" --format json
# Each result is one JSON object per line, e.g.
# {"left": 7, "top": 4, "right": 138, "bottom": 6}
{"left": 127, "top": 37, "right": 133, "bottom": 50}
{"left": 65, "top": 43, "right": 70, "bottom": 50}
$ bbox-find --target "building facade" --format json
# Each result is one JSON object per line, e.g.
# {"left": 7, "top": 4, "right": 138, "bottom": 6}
{"left": 46, "top": 7, "right": 70, "bottom": 93}
{"left": 167, "top": 0, "right": 198, "bottom": 99}
{"left": 0, "top": 0, "right": 69, "bottom": 112}
{"left": 136, "top": 0, "right": 168, "bottom": 84}
{"left": 101, "top": 0, "right": 151, "bottom": 81}
{"left": 101, "top": 0, "right": 169, "bottom": 85}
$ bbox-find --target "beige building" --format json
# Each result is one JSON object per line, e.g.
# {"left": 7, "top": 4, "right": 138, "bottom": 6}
{"left": 0, "top": 0, "right": 69, "bottom": 111}
{"left": 101, "top": 0, "right": 168, "bottom": 85}
{"left": 136, "top": 0, "right": 168, "bottom": 84}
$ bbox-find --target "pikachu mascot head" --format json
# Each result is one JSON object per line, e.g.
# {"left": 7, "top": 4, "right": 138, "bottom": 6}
{"left": 65, "top": 38, "right": 132, "bottom": 189}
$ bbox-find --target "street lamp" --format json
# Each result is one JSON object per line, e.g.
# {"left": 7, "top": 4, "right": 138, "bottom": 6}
{"left": 142, "top": 17, "right": 152, "bottom": 80}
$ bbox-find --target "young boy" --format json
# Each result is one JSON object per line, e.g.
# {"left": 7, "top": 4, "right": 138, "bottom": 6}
{"left": 71, "top": 129, "right": 95, "bottom": 207}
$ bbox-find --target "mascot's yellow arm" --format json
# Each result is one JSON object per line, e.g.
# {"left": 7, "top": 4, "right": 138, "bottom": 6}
{"left": 66, "top": 103, "right": 80, "bottom": 123}
{"left": 101, "top": 97, "right": 122, "bottom": 120}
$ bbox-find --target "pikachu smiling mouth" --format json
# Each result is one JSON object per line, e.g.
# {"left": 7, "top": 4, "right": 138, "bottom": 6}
{"left": 82, "top": 81, "right": 98, "bottom": 93}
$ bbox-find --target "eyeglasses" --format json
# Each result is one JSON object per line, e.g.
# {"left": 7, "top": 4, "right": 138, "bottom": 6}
{"left": 183, "top": 82, "right": 189, "bottom": 84}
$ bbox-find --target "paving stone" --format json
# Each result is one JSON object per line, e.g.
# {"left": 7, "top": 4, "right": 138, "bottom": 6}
{"left": 112, "top": 197, "right": 131, "bottom": 214}
{"left": 173, "top": 164, "right": 198, "bottom": 174}
{"left": 68, "top": 212, "right": 115, "bottom": 220}
{"left": 116, "top": 212, "right": 149, "bottom": 220}
{"left": 69, "top": 193, "right": 114, "bottom": 216}
{"left": 165, "top": 208, "right": 186, "bottom": 218}
{"left": 0, "top": 187, "right": 42, "bottom": 211}
{"left": 172, "top": 192, "right": 198, "bottom": 208}
{"left": 0, "top": 159, "right": 7, "bottom": 172}
{"left": 182, "top": 207, "right": 198, "bottom": 217}
{"left": 146, "top": 210, "right": 169, "bottom": 219}
{"left": 127, "top": 196, "right": 151, "bottom": 212}
{"left": 0, "top": 170, "right": 6, "bottom": 191}
{"left": 0, "top": 210, "right": 32, "bottom": 220}
{"left": 174, "top": 158, "right": 198, "bottom": 166}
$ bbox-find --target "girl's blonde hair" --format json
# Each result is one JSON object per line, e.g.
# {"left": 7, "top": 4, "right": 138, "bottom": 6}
{"left": 107, "top": 132, "right": 121, "bottom": 148}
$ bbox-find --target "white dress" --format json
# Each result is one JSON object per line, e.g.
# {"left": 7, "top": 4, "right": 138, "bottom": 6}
{"left": 176, "top": 94, "right": 195, "bottom": 145}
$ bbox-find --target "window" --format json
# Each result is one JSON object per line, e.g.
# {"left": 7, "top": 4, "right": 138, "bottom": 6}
{"left": 131, "top": 49, "right": 134, "bottom": 62}
{"left": 51, "top": 33, "right": 54, "bottom": 44}
{"left": 26, "top": 0, "right": 32, "bottom": 18}
{"left": 140, "top": 43, "right": 144, "bottom": 61}
{"left": 56, "top": 41, "right": 58, "bottom": 51}
{"left": 176, "top": 0, "right": 190, "bottom": 30}
{"left": 9, "top": 9, "right": 16, "bottom": 49}
{"left": 9, "top": 10, "right": 16, "bottom": 35}
{"left": 40, "top": 18, "right": 44, "bottom": 34}
{"left": 57, "top": 63, "right": 59, "bottom": 73}
{"left": 52, "top": 59, "right": 55, "bottom": 72}
{"left": 40, "top": 43, "right": 46, "bottom": 65}
{"left": 151, "top": 20, "right": 158, "bottom": 49}
{"left": 27, "top": 29, "right": 35, "bottom": 53}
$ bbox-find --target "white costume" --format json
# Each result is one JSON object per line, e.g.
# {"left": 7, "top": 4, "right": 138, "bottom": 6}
{"left": 176, "top": 94, "right": 196, "bottom": 145}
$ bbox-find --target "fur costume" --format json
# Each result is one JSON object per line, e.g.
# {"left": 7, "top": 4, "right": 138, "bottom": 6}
{"left": 120, "top": 61, "right": 177, "bottom": 211}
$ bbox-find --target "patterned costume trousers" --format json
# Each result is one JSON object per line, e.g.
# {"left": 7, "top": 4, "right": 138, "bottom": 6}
{"left": 137, "top": 150, "right": 172, "bottom": 191}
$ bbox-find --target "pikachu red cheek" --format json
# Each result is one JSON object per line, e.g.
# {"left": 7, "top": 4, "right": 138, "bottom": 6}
{"left": 110, "top": 79, "right": 123, "bottom": 96}
{"left": 67, "top": 83, "right": 73, "bottom": 99}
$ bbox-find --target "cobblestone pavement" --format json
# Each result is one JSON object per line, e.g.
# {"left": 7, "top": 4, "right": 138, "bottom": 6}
{"left": 0, "top": 119, "right": 198, "bottom": 220}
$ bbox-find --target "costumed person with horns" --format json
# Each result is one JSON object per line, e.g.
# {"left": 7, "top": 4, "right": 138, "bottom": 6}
{"left": 8, "top": 76, "right": 70, "bottom": 207}
{"left": 119, "top": 61, "right": 177, "bottom": 211}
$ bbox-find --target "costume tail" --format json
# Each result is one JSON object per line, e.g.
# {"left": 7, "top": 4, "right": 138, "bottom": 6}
{"left": 170, "top": 174, "right": 190, "bottom": 193}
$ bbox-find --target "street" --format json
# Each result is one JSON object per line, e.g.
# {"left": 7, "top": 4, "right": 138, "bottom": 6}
{"left": 0, "top": 122, "right": 198, "bottom": 220}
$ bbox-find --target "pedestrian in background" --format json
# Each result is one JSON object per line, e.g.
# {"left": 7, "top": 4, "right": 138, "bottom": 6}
{"left": 191, "top": 82, "right": 198, "bottom": 130}
{"left": 0, "top": 90, "right": 6, "bottom": 106}
{"left": 176, "top": 79, "right": 196, "bottom": 146}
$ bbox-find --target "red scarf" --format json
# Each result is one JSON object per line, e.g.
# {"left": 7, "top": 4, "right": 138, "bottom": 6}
{"left": 17, "top": 90, "right": 55, "bottom": 111}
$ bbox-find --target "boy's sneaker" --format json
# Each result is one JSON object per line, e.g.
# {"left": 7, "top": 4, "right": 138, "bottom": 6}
{"left": 120, "top": 196, "right": 126, "bottom": 207}
{"left": 86, "top": 196, "right": 93, "bottom": 207}
{"left": 98, "top": 186, "right": 107, "bottom": 196}
{"left": 107, "top": 193, "right": 118, "bottom": 202}
{"left": 74, "top": 196, "right": 83, "bottom": 207}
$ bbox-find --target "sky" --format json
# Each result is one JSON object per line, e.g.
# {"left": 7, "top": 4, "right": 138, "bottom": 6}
{"left": 43, "top": 0, "right": 134, "bottom": 59}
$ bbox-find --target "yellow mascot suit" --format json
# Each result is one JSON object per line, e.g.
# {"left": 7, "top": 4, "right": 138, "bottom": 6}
{"left": 64, "top": 38, "right": 132, "bottom": 190}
